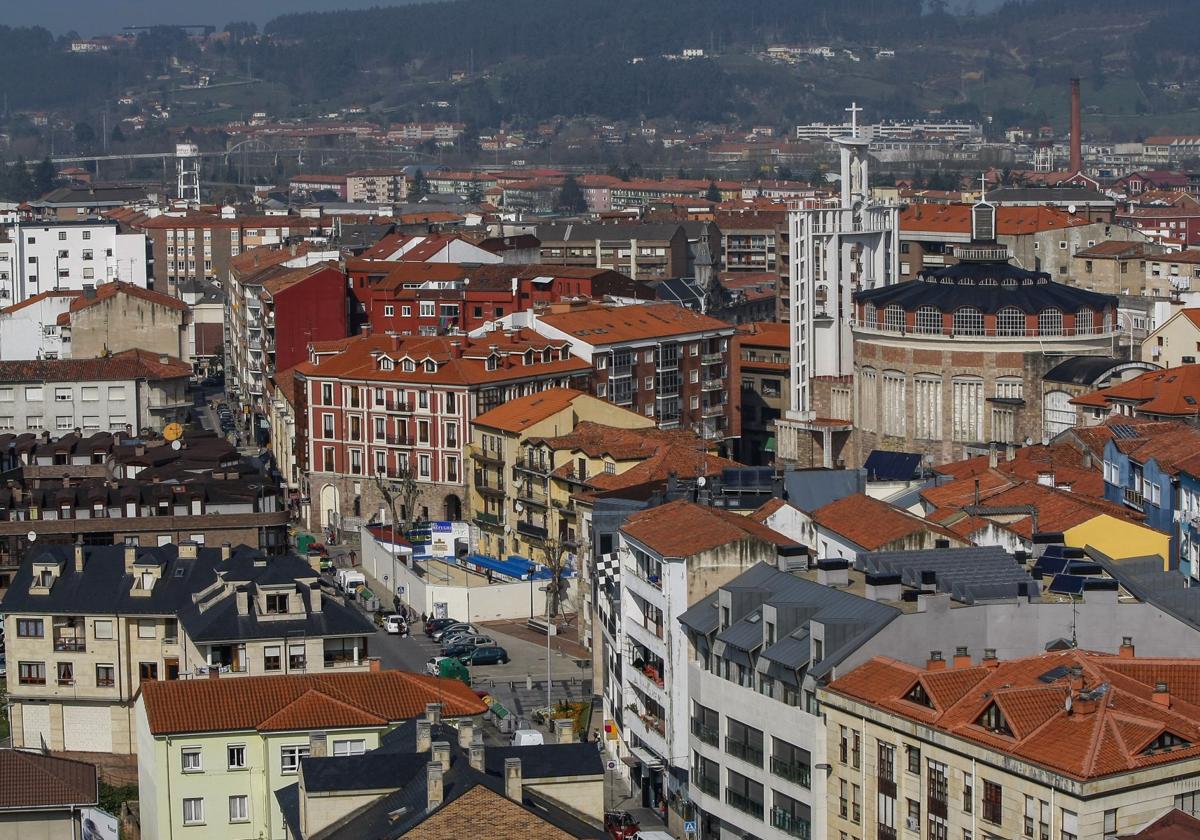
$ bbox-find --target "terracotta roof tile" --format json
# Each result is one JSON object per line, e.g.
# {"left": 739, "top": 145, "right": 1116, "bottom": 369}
{"left": 811, "top": 494, "right": 967, "bottom": 552}
{"left": 57, "top": 281, "right": 187, "bottom": 325}
{"left": 621, "top": 499, "right": 795, "bottom": 557}
{"left": 0, "top": 751, "right": 97, "bottom": 810}
{"left": 140, "top": 670, "right": 487, "bottom": 735}
{"left": 826, "top": 650, "right": 1200, "bottom": 782}
{"left": 901, "top": 204, "right": 1090, "bottom": 235}
{"left": 0, "top": 348, "right": 190, "bottom": 383}
{"left": 537, "top": 302, "right": 733, "bottom": 344}
{"left": 1117, "top": 808, "right": 1200, "bottom": 839}
{"left": 472, "top": 388, "right": 597, "bottom": 434}
{"left": 1073, "top": 367, "right": 1200, "bottom": 417}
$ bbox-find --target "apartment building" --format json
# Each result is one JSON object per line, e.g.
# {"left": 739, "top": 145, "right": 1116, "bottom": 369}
{"left": 0, "top": 543, "right": 375, "bottom": 756}
{"left": 135, "top": 673, "right": 485, "bottom": 840}
{"left": 1142, "top": 310, "right": 1200, "bottom": 368}
{"left": 715, "top": 210, "right": 786, "bottom": 277}
{"left": 288, "top": 173, "right": 348, "bottom": 200}
{"left": 468, "top": 390, "right": 654, "bottom": 563}
{"left": 735, "top": 322, "right": 789, "bottom": 465}
{"left": 225, "top": 253, "right": 347, "bottom": 415}
{"left": 510, "top": 301, "right": 738, "bottom": 444}
{"left": 609, "top": 501, "right": 800, "bottom": 833}
{"left": 0, "top": 219, "right": 148, "bottom": 305}
{"left": 0, "top": 351, "right": 191, "bottom": 435}
{"left": 1070, "top": 241, "right": 1172, "bottom": 297}
{"left": 821, "top": 648, "right": 1200, "bottom": 840}
{"left": 533, "top": 223, "right": 690, "bottom": 281}
{"left": 296, "top": 329, "right": 592, "bottom": 533}
{"left": 345, "top": 168, "right": 408, "bottom": 203}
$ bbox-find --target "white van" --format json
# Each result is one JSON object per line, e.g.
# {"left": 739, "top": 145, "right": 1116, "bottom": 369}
{"left": 336, "top": 569, "right": 366, "bottom": 593}
{"left": 510, "top": 729, "right": 545, "bottom": 747}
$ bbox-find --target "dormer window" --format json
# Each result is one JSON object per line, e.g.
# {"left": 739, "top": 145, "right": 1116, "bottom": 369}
{"left": 424, "top": 360, "right": 436, "bottom": 373}
{"left": 379, "top": 357, "right": 394, "bottom": 371}
{"left": 35, "top": 568, "right": 54, "bottom": 588}
{"left": 402, "top": 359, "right": 415, "bottom": 373}
{"left": 265, "top": 593, "right": 290, "bottom": 614}
{"left": 138, "top": 571, "right": 155, "bottom": 591}
{"left": 903, "top": 680, "right": 934, "bottom": 709}
{"left": 1143, "top": 731, "right": 1190, "bottom": 754}
{"left": 976, "top": 701, "right": 1013, "bottom": 736}
{"left": 486, "top": 355, "right": 499, "bottom": 371}
{"left": 542, "top": 348, "right": 552, "bottom": 363}
{"left": 524, "top": 350, "right": 534, "bottom": 366}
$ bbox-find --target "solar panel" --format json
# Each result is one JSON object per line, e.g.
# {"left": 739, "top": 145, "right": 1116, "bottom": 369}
{"left": 1049, "top": 574, "right": 1087, "bottom": 596}
{"left": 1038, "top": 665, "right": 1071, "bottom": 683}
{"left": 1110, "top": 424, "right": 1140, "bottom": 440}
{"left": 1035, "top": 556, "right": 1070, "bottom": 576}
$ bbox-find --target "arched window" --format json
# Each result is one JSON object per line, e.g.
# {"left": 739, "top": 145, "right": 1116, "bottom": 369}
{"left": 884, "top": 305, "right": 905, "bottom": 332}
{"left": 953, "top": 307, "right": 984, "bottom": 336}
{"left": 1076, "top": 307, "right": 1094, "bottom": 335}
{"left": 913, "top": 374, "right": 942, "bottom": 440}
{"left": 882, "top": 370, "right": 906, "bottom": 436}
{"left": 1001, "top": 277, "right": 1018, "bottom": 288}
{"left": 996, "top": 307, "right": 1025, "bottom": 337}
{"left": 915, "top": 306, "right": 942, "bottom": 334}
{"left": 858, "top": 367, "right": 877, "bottom": 433}
{"left": 864, "top": 303, "right": 877, "bottom": 327}
{"left": 952, "top": 376, "right": 984, "bottom": 442}
{"left": 1038, "top": 309, "right": 1063, "bottom": 336}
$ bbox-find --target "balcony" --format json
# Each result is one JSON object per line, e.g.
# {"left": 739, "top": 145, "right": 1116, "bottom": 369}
{"left": 877, "top": 826, "right": 897, "bottom": 840}
{"left": 53, "top": 636, "right": 86, "bottom": 652}
{"left": 701, "top": 352, "right": 723, "bottom": 365}
{"left": 701, "top": 403, "right": 726, "bottom": 418}
{"left": 473, "top": 473, "right": 506, "bottom": 497}
{"left": 771, "top": 809, "right": 811, "bottom": 840}
{"left": 474, "top": 511, "right": 503, "bottom": 528}
{"left": 517, "top": 520, "right": 548, "bottom": 541}
{"left": 1124, "top": 486, "right": 1145, "bottom": 510}
{"left": 514, "top": 458, "right": 550, "bottom": 476}
{"left": 725, "top": 790, "right": 764, "bottom": 819}
{"left": 725, "top": 738, "right": 764, "bottom": 767}
{"left": 691, "top": 719, "right": 719, "bottom": 747}
{"left": 383, "top": 435, "right": 409, "bottom": 447}
{"left": 770, "top": 757, "right": 811, "bottom": 788}
{"left": 384, "top": 397, "right": 414, "bottom": 413}
{"left": 471, "top": 448, "right": 505, "bottom": 465}
{"left": 625, "top": 561, "right": 663, "bottom": 591}
{"left": 701, "top": 378, "right": 723, "bottom": 391}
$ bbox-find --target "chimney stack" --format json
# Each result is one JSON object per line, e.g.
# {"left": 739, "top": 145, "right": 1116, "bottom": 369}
{"left": 982, "top": 648, "right": 999, "bottom": 668}
{"left": 124, "top": 545, "right": 137, "bottom": 574}
{"left": 469, "top": 742, "right": 485, "bottom": 772}
{"left": 431, "top": 741, "right": 451, "bottom": 770}
{"left": 416, "top": 720, "right": 432, "bottom": 753}
{"left": 73, "top": 542, "right": 85, "bottom": 573}
{"left": 425, "top": 762, "right": 444, "bottom": 812}
{"left": 504, "top": 758, "right": 522, "bottom": 802}
{"left": 458, "top": 720, "right": 474, "bottom": 749}
{"left": 1070, "top": 78, "right": 1082, "bottom": 174}
{"left": 425, "top": 703, "right": 442, "bottom": 725}
{"left": 927, "top": 650, "right": 947, "bottom": 671}
{"left": 953, "top": 646, "right": 972, "bottom": 669}
{"left": 221, "top": 542, "right": 232, "bottom": 561}
{"left": 1119, "top": 636, "right": 1135, "bottom": 659}
{"left": 1153, "top": 682, "right": 1171, "bottom": 707}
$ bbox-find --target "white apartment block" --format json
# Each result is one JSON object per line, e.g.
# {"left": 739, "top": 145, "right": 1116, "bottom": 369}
{"left": 0, "top": 220, "right": 147, "bottom": 305}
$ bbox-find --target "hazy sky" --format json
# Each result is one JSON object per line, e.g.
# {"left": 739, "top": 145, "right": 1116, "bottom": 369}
{"left": 6, "top": 0, "right": 424, "bottom": 37}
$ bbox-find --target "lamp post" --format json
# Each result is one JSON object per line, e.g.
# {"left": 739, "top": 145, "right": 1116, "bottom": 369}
{"left": 540, "top": 582, "right": 553, "bottom": 713}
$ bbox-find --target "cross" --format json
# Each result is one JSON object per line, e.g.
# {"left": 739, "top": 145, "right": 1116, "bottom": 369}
{"left": 979, "top": 172, "right": 988, "bottom": 201}
{"left": 845, "top": 102, "right": 862, "bottom": 138}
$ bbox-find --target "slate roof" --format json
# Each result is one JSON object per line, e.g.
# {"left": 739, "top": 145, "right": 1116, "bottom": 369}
{"left": 1044, "top": 356, "right": 1154, "bottom": 386}
{"left": 483, "top": 744, "right": 603, "bottom": 779}
{"left": 0, "top": 750, "right": 97, "bottom": 810}
{"left": 141, "top": 671, "right": 487, "bottom": 736}
{"left": 826, "top": 649, "right": 1200, "bottom": 782}
{"left": 856, "top": 545, "right": 1038, "bottom": 604}
{"left": 782, "top": 469, "right": 866, "bottom": 513}
{"left": 855, "top": 272, "right": 1116, "bottom": 314}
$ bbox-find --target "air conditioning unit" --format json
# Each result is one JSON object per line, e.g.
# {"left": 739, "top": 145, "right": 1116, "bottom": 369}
{"left": 906, "top": 817, "right": 920, "bottom": 832}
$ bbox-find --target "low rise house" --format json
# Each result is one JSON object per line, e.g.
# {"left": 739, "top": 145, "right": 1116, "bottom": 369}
{"left": 1143, "top": 309, "right": 1200, "bottom": 367}
{"left": 800, "top": 493, "right": 970, "bottom": 560}
{"left": 1, "top": 543, "right": 374, "bottom": 755}
{"left": 0, "top": 750, "right": 99, "bottom": 838}
{"left": 136, "top": 673, "right": 486, "bottom": 840}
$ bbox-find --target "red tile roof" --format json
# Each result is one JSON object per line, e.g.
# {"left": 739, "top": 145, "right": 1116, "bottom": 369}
{"left": 620, "top": 498, "right": 795, "bottom": 556}
{"left": 826, "top": 649, "right": 1200, "bottom": 782}
{"left": 1117, "top": 809, "right": 1200, "bottom": 839}
{"left": 931, "top": 444, "right": 1106, "bottom": 499}
{"left": 57, "top": 280, "right": 187, "bottom": 325}
{"left": 537, "top": 302, "right": 733, "bottom": 345}
{"left": 900, "top": 203, "right": 1090, "bottom": 235}
{"left": 0, "top": 750, "right": 97, "bottom": 810}
{"left": 0, "top": 348, "right": 190, "bottom": 383}
{"left": 471, "top": 388, "right": 596, "bottom": 433}
{"left": 1072, "top": 366, "right": 1200, "bottom": 417}
{"left": 140, "top": 670, "right": 487, "bottom": 736}
{"left": 736, "top": 321, "right": 790, "bottom": 349}
{"left": 811, "top": 493, "right": 967, "bottom": 551}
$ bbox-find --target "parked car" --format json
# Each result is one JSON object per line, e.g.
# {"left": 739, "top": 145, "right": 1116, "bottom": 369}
{"left": 605, "top": 811, "right": 640, "bottom": 840}
{"left": 0, "top": 654, "right": 6, "bottom": 677}
{"left": 459, "top": 645, "right": 509, "bottom": 666}
{"left": 440, "top": 641, "right": 476, "bottom": 659}
{"left": 441, "top": 634, "right": 494, "bottom": 653}
{"left": 424, "top": 617, "right": 459, "bottom": 636}
{"left": 383, "top": 614, "right": 408, "bottom": 636}
{"left": 511, "top": 729, "right": 544, "bottom": 747}
{"left": 431, "top": 622, "right": 476, "bottom": 642}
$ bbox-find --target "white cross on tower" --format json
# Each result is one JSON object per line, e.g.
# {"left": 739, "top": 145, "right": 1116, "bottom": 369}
{"left": 979, "top": 172, "right": 988, "bottom": 201}
{"left": 845, "top": 102, "right": 863, "bottom": 138}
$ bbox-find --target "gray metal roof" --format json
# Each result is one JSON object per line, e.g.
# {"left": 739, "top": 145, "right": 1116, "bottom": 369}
{"left": 783, "top": 468, "right": 866, "bottom": 512}
{"left": 856, "top": 545, "right": 1038, "bottom": 605}
{"left": 1087, "top": 548, "right": 1200, "bottom": 632}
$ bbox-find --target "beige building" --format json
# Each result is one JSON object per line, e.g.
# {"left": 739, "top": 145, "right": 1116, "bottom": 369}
{"left": 62, "top": 281, "right": 190, "bottom": 362}
{"left": 1071, "top": 241, "right": 1172, "bottom": 297}
{"left": 820, "top": 646, "right": 1200, "bottom": 840}
{"left": 468, "top": 388, "right": 654, "bottom": 564}
{"left": 1, "top": 542, "right": 374, "bottom": 755}
{"left": 1142, "top": 309, "right": 1200, "bottom": 367}
{"left": 345, "top": 168, "right": 408, "bottom": 204}
{"left": 0, "top": 751, "right": 98, "bottom": 839}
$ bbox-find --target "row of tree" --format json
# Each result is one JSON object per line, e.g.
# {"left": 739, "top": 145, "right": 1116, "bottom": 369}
{"left": 0, "top": 157, "right": 57, "bottom": 203}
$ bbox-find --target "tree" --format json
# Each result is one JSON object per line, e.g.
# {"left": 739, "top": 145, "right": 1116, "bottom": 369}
{"left": 705, "top": 180, "right": 721, "bottom": 202}
{"left": 375, "top": 457, "right": 420, "bottom": 536}
{"left": 538, "top": 534, "right": 574, "bottom": 620}
{"left": 73, "top": 121, "right": 96, "bottom": 148}
{"left": 32, "top": 157, "right": 56, "bottom": 198}
{"left": 409, "top": 168, "right": 429, "bottom": 201}
{"left": 110, "top": 124, "right": 126, "bottom": 144}
{"left": 557, "top": 174, "right": 586, "bottom": 213}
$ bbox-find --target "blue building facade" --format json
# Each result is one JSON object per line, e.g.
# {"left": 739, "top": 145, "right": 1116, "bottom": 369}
{"left": 1102, "top": 438, "right": 1180, "bottom": 570}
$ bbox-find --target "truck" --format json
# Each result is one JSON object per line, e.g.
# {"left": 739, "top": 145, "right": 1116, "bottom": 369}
{"left": 335, "top": 569, "right": 366, "bottom": 593}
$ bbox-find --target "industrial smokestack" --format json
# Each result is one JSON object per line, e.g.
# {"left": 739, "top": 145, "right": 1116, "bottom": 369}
{"left": 1070, "top": 78, "right": 1082, "bottom": 174}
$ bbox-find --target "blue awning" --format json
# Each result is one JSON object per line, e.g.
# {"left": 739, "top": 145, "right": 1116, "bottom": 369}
{"left": 465, "top": 553, "right": 553, "bottom": 581}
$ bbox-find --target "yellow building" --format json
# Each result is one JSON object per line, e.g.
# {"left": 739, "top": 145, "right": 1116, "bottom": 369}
{"left": 135, "top": 671, "right": 486, "bottom": 840}
{"left": 468, "top": 388, "right": 653, "bottom": 563}
{"left": 821, "top": 646, "right": 1200, "bottom": 840}
{"left": 1142, "top": 308, "right": 1200, "bottom": 368}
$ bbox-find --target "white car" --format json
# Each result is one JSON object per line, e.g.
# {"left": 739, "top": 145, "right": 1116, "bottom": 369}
{"left": 384, "top": 615, "right": 408, "bottom": 636}
{"left": 425, "top": 656, "right": 451, "bottom": 676}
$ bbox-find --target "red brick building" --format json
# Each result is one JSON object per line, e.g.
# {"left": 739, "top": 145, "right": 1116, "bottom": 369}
{"left": 294, "top": 328, "right": 592, "bottom": 531}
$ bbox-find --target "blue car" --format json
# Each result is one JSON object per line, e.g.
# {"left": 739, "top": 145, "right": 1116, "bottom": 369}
{"left": 459, "top": 645, "right": 509, "bottom": 666}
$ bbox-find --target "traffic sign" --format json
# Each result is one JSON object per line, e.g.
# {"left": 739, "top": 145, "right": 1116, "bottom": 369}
{"left": 684, "top": 820, "right": 697, "bottom": 833}
{"left": 606, "top": 759, "right": 617, "bottom": 770}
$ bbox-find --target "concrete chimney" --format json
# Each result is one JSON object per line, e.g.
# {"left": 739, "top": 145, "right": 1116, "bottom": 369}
{"left": 1119, "top": 636, "right": 1135, "bottom": 659}
{"left": 815, "top": 558, "right": 850, "bottom": 588}
{"left": 425, "top": 703, "right": 442, "bottom": 725}
{"left": 927, "top": 651, "right": 947, "bottom": 671}
{"left": 123, "top": 545, "right": 137, "bottom": 574}
{"left": 1070, "top": 78, "right": 1082, "bottom": 174}
{"left": 221, "top": 542, "right": 232, "bottom": 561}
{"left": 982, "top": 648, "right": 999, "bottom": 669}
{"left": 425, "top": 762, "right": 444, "bottom": 812}
{"left": 469, "top": 742, "right": 485, "bottom": 772}
{"left": 416, "top": 720, "right": 432, "bottom": 753}
{"left": 73, "top": 542, "right": 85, "bottom": 573}
{"left": 458, "top": 719, "right": 474, "bottom": 748}
{"left": 553, "top": 717, "right": 574, "bottom": 745}
{"left": 1153, "top": 682, "right": 1171, "bottom": 707}
{"left": 953, "top": 646, "right": 972, "bottom": 669}
{"left": 431, "top": 741, "right": 451, "bottom": 770}
{"left": 178, "top": 540, "right": 198, "bottom": 560}
{"left": 236, "top": 588, "right": 250, "bottom": 616}
{"left": 504, "top": 757, "right": 522, "bottom": 802}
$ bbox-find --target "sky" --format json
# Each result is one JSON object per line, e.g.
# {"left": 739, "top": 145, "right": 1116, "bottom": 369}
{"left": 5, "top": 0, "right": 425, "bottom": 37}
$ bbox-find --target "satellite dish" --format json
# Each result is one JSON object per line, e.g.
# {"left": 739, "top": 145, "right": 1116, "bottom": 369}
{"left": 697, "top": 476, "right": 707, "bottom": 487}
{"left": 514, "top": 502, "right": 524, "bottom": 513}
{"left": 163, "top": 422, "right": 184, "bottom": 442}
{"left": 26, "top": 530, "right": 36, "bottom": 542}
{"left": 171, "top": 440, "right": 182, "bottom": 451}
{"left": 1067, "top": 204, "right": 1077, "bottom": 215}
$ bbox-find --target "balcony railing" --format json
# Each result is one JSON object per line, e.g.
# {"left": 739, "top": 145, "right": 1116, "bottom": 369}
{"left": 53, "top": 636, "right": 86, "bottom": 652}
{"left": 725, "top": 790, "right": 764, "bottom": 819}
{"left": 626, "top": 562, "right": 663, "bottom": 590}
{"left": 725, "top": 738, "right": 764, "bottom": 767}
{"left": 323, "top": 653, "right": 363, "bottom": 668}
{"left": 691, "top": 719, "right": 719, "bottom": 747}
{"left": 771, "top": 809, "right": 811, "bottom": 840}
{"left": 850, "top": 318, "right": 1119, "bottom": 340}
{"left": 474, "top": 511, "right": 503, "bottom": 528}
{"left": 877, "top": 825, "right": 898, "bottom": 840}
{"left": 701, "top": 403, "right": 726, "bottom": 418}
{"left": 701, "top": 352, "right": 723, "bottom": 365}
{"left": 701, "top": 378, "right": 723, "bottom": 391}
{"left": 1124, "top": 487, "right": 1145, "bottom": 510}
{"left": 517, "top": 520, "right": 548, "bottom": 540}
{"left": 770, "top": 757, "right": 811, "bottom": 788}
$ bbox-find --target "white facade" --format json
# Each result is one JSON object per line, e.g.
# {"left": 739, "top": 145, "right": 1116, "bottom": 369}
{"left": 0, "top": 379, "right": 141, "bottom": 435}
{"left": 0, "top": 221, "right": 148, "bottom": 305}
{"left": 0, "top": 291, "right": 76, "bottom": 359}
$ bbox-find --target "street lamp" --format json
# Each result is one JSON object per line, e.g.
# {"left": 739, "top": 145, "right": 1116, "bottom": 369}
{"left": 540, "top": 582, "right": 553, "bottom": 714}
